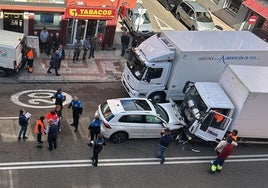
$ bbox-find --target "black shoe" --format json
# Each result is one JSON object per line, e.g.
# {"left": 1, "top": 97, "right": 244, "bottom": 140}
{"left": 92, "top": 56, "right": 95, "bottom": 58}
{"left": 47, "top": 148, "right": 52, "bottom": 151}
{"left": 87, "top": 143, "right": 93, "bottom": 147}
{"left": 70, "top": 123, "right": 74, "bottom": 126}
{"left": 91, "top": 162, "right": 97, "bottom": 167}
{"left": 207, "top": 169, "right": 215, "bottom": 175}
{"left": 160, "top": 160, "right": 164, "bottom": 164}
{"left": 37, "top": 145, "right": 43, "bottom": 148}
{"left": 56, "top": 74, "right": 61, "bottom": 76}
{"left": 18, "top": 137, "right": 21, "bottom": 140}
{"left": 47, "top": 71, "right": 52, "bottom": 73}
{"left": 74, "top": 129, "right": 78, "bottom": 132}
{"left": 23, "top": 136, "right": 28, "bottom": 139}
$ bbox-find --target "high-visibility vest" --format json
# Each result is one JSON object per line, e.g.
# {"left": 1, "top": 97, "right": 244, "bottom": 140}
{"left": 27, "top": 49, "right": 34, "bottom": 59}
{"left": 34, "top": 119, "right": 46, "bottom": 134}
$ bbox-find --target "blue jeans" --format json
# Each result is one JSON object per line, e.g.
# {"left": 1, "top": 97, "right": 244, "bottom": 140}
{"left": 18, "top": 126, "right": 27, "bottom": 138}
{"left": 121, "top": 44, "right": 128, "bottom": 56}
{"left": 157, "top": 144, "right": 166, "bottom": 163}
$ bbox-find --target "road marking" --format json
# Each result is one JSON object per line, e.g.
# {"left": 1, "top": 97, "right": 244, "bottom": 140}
{"left": 153, "top": 15, "right": 173, "bottom": 30}
{"left": 10, "top": 89, "right": 72, "bottom": 108}
{"left": 1, "top": 154, "right": 268, "bottom": 170}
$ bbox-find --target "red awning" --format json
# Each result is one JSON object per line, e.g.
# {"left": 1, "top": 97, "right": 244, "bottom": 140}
{"left": 243, "top": 0, "right": 268, "bottom": 19}
{"left": 0, "top": 5, "right": 65, "bottom": 12}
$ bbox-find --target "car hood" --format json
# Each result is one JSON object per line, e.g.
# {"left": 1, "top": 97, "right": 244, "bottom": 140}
{"left": 196, "top": 21, "right": 215, "bottom": 31}
{"left": 158, "top": 101, "right": 184, "bottom": 125}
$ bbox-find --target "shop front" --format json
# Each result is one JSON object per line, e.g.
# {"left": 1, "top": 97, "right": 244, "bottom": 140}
{"left": 65, "top": 6, "right": 117, "bottom": 47}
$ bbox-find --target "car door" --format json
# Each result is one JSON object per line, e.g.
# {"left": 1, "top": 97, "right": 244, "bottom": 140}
{"left": 180, "top": 2, "right": 191, "bottom": 24}
{"left": 118, "top": 114, "right": 146, "bottom": 138}
{"left": 186, "top": 9, "right": 195, "bottom": 28}
{"left": 143, "top": 115, "right": 165, "bottom": 138}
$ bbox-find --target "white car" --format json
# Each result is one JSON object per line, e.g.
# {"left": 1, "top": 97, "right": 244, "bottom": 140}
{"left": 96, "top": 98, "right": 182, "bottom": 143}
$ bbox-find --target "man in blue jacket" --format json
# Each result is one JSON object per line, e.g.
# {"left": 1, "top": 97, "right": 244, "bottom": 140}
{"left": 18, "top": 109, "right": 30, "bottom": 140}
{"left": 68, "top": 96, "right": 83, "bottom": 132}
{"left": 157, "top": 128, "right": 173, "bottom": 164}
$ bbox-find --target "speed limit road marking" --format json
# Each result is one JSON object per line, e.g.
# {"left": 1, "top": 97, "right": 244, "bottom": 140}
{"left": 10, "top": 89, "right": 72, "bottom": 109}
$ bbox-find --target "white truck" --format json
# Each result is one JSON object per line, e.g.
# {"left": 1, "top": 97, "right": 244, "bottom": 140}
{"left": 121, "top": 30, "right": 268, "bottom": 102}
{"left": 0, "top": 30, "right": 26, "bottom": 77}
{"left": 174, "top": 65, "right": 268, "bottom": 143}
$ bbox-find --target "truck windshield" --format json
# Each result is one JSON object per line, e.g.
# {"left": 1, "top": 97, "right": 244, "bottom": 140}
{"left": 127, "top": 51, "right": 147, "bottom": 80}
{"left": 180, "top": 86, "right": 207, "bottom": 124}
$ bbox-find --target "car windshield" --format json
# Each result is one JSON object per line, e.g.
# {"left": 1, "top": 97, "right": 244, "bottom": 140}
{"left": 127, "top": 50, "right": 147, "bottom": 80}
{"left": 133, "top": 13, "right": 151, "bottom": 24}
{"left": 196, "top": 12, "right": 212, "bottom": 22}
{"left": 152, "top": 103, "right": 169, "bottom": 123}
{"left": 121, "top": 99, "right": 152, "bottom": 111}
{"left": 100, "top": 102, "right": 114, "bottom": 121}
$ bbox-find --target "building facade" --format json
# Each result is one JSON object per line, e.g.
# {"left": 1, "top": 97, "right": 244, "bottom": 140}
{"left": 0, "top": 0, "right": 137, "bottom": 47}
{"left": 198, "top": 0, "right": 268, "bottom": 42}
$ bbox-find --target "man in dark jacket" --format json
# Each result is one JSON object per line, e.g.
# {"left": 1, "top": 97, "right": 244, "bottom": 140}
{"left": 157, "top": 128, "right": 173, "bottom": 164}
{"left": 121, "top": 31, "right": 130, "bottom": 57}
{"left": 51, "top": 88, "right": 66, "bottom": 110}
{"left": 68, "top": 96, "right": 83, "bottom": 132}
{"left": 91, "top": 133, "right": 105, "bottom": 167}
{"left": 18, "top": 109, "right": 30, "bottom": 140}
{"left": 47, "top": 50, "right": 60, "bottom": 76}
{"left": 88, "top": 114, "right": 102, "bottom": 146}
{"left": 89, "top": 34, "right": 99, "bottom": 59}
{"left": 47, "top": 119, "right": 58, "bottom": 151}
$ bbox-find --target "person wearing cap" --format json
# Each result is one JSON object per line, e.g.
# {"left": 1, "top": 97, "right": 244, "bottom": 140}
{"left": 46, "top": 119, "right": 58, "bottom": 151}
{"left": 157, "top": 128, "right": 173, "bottom": 164}
{"left": 51, "top": 89, "right": 66, "bottom": 110}
{"left": 68, "top": 96, "right": 83, "bottom": 132}
{"left": 34, "top": 116, "right": 46, "bottom": 148}
{"left": 88, "top": 114, "right": 102, "bottom": 146}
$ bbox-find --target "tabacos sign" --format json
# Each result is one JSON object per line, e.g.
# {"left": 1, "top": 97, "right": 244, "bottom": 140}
{"left": 0, "top": 49, "right": 7, "bottom": 58}
{"left": 65, "top": 7, "right": 116, "bottom": 19}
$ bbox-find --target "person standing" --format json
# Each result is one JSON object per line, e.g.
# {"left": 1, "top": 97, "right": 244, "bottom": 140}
{"left": 47, "top": 50, "right": 60, "bottom": 76}
{"left": 46, "top": 119, "right": 58, "bottom": 151}
{"left": 91, "top": 133, "right": 105, "bottom": 167}
{"left": 68, "top": 96, "right": 83, "bottom": 132}
{"left": 97, "top": 32, "right": 104, "bottom": 51}
{"left": 18, "top": 109, "right": 31, "bottom": 140}
{"left": 208, "top": 136, "right": 234, "bottom": 174}
{"left": 73, "top": 38, "right": 82, "bottom": 63}
{"left": 34, "top": 116, "right": 46, "bottom": 148}
{"left": 157, "top": 128, "right": 173, "bottom": 164}
{"left": 53, "top": 32, "right": 61, "bottom": 51}
{"left": 82, "top": 36, "right": 90, "bottom": 61}
{"left": 121, "top": 31, "right": 130, "bottom": 57}
{"left": 55, "top": 105, "right": 62, "bottom": 132}
{"left": 26, "top": 47, "right": 34, "bottom": 73}
{"left": 88, "top": 114, "right": 102, "bottom": 146}
{"left": 89, "top": 34, "right": 99, "bottom": 59}
{"left": 39, "top": 27, "right": 49, "bottom": 54}
{"left": 47, "top": 32, "right": 54, "bottom": 56}
{"left": 51, "top": 88, "right": 66, "bottom": 110}
{"left": 57, "top": 44, "right": 65, "bottom": 70}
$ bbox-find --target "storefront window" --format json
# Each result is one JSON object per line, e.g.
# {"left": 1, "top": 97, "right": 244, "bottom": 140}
{"left": 224, "top": 0, "right": 242, "bottom": 15}
{"left": 34, "top": 13, "right": 61, "bottom": 29}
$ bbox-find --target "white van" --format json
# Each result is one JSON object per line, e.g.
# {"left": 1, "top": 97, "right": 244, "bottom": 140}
{"left": 121, "top": 3, "right": 154, "bottom": 37}
{"left": 0, "top": 30, "right": 25, "bottom": 76}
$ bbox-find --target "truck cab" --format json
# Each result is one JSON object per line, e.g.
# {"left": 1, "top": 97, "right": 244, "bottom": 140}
{"left": 178, "top": 82, "right": 235, "bottom": 142}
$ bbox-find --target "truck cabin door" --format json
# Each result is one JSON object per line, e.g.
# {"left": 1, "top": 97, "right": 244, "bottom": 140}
{"left": 142, "top": 66, "right": 168, "bottom": 92}
{"left": 194, "top": 110, "right": 232, "bottom": 142}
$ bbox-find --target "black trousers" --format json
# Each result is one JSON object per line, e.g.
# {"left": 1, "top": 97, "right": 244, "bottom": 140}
{"left": 92, "top": 150, "right": 99, "bottom": 165}
{"left": 48, "top": 137, "right": 57, "bottom": 150}
{"left": 37, "top": 133, "right": 42, "bottom": 143}
{"left": 73, "top": 112, "right": 80, "bottom": 130}
{"left": 90, "top": 129, "right": 100, "bottom": 141}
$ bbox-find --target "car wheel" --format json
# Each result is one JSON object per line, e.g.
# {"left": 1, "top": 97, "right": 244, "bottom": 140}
{"left": 191, "top": 26, "right": 196, "bottom": 31}
{"left": 110, "top": 131, "right": 128, "bottom": 144}
{"left": 148, "top": 91, "right": 166, "bottom": 103}
{"left": 175, "top": 13, "right": 181, "bottom": 20}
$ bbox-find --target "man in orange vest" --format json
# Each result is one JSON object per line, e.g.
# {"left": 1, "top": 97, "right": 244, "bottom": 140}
{"left": 26, "top": 47, "right": 34, "bottom": 73}
{"left": 34, "top": 116, "right": 46, "bottom": 148}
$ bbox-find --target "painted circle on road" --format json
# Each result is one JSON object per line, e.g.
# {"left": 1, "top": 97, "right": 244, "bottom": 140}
{"left": 10, "top": 89, "right": 72, "bottom": 108}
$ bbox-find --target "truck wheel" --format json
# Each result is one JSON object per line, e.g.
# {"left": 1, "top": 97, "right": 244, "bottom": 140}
{"left": 149, "top": 92, "right": 166, "bottom": 103}
{"left": 191, "top": 26, "right": 196, "bottom": 31}
{"left": 0, "top": 68, "right": 7, "bottom": 77}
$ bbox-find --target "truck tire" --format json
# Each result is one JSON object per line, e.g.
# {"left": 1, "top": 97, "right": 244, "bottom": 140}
{"left": 191, "top": 26, "right": 196, "bottom": 31}
{"left": 0, "top": 68, "right": 7, "bottom": 77}
{"left": 149, "top": 92, "right": 166, "bottom": 103}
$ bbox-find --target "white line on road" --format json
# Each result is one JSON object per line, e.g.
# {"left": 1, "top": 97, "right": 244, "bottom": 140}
{"left": 1, "top": 154, "right": 268, "bottom": 170}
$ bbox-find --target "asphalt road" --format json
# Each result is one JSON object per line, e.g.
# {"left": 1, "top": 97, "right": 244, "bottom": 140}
{"left": 1, "top": 82, "right": 268, "bottom": 188}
